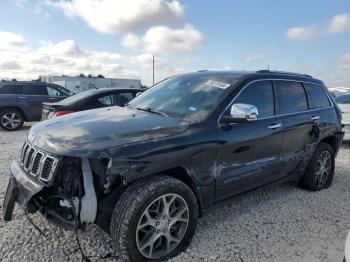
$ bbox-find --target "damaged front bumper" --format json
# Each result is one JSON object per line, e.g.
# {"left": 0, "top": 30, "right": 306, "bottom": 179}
{"left": 3, "top": 158, "right": 98, "bottom": 231}
{"left": 3, "top": 160, "right": 44, "bottom": 221}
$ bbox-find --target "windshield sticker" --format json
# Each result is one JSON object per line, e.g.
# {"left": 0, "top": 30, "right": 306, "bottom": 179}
{"left": 188, "top": 107, "right": 197, "bottom": 111}
{"left": 206, "top": 80, "right": 231, "bottom": 89}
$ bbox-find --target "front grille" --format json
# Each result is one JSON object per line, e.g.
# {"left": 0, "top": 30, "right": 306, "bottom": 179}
{"left": 19, "top": 141, "right": 59, "bottom": 182}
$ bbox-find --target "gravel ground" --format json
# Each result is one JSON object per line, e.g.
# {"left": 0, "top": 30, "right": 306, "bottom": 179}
{"left": 0, "top": 123, "right": 349, "bottom": 262}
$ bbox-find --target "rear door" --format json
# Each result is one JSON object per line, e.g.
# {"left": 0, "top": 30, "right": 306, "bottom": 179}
{"left": 215, "top": 80, "right": 284, "bottom": 201}
{"left": 21, "top": 84, "right": 49, "bottom": 121}
{"left": 275, "top": 80, "right": 316, "bottom": 175}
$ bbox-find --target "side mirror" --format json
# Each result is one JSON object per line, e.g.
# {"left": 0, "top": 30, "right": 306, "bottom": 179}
{"left": 221, "top": 103, "right": 259, "bottom": 124}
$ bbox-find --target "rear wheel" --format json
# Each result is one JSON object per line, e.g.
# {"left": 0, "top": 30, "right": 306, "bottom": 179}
{"left": 110, "top": 176, "right": 198, "bottom": 261}
{"left": 0, "top": 109, "right": 24, "bottom": 131}
{"left": 299, "top": 142, "right": 335, "bottom": 191}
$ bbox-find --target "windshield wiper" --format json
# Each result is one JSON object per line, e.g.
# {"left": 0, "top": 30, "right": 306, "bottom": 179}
{"left": 136, "top": 107, "right": 169, "bottom": 117}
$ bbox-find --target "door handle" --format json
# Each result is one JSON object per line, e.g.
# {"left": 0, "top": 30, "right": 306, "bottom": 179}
{"left": 18, "top": 96, "right": 27, "bottom": 99}
{"left": 48, "top": 97, "right": 56, "bottom": 100}
{"left": 268, "top": 123, "right": 282, "bottom": 129}
{"left": 310, "top": 116, "right": 320, "bottom": 121}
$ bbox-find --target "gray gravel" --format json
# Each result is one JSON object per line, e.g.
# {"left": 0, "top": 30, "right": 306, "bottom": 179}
{"left": 0, "top": 123, "right": 349, "bottom": 262}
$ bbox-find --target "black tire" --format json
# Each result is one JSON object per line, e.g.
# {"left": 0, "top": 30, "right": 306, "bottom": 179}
{"left": 110, "top": 176, "right": 198, "bottom": 262}
{"left": 0, "top": 108, "right": 24, "bottom": 131}
{"left": 299, "top": 142, "right": 335, "bottom": 191}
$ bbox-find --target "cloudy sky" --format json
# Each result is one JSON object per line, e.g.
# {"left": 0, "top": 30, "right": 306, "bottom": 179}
{"left": 0, "top": 0, "right": 349, "bottom": 87}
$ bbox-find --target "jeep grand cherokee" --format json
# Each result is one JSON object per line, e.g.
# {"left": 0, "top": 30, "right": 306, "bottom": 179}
{"left": 3, "top": 70, "right": 344, "bottom": 261}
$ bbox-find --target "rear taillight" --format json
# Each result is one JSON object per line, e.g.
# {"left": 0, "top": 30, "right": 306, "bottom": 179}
{"left": 53, "top": 111, "right": 75, "bottom": 117}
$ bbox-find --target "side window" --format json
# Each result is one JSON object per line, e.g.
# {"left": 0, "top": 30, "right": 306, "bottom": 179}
{"left": 0, "top": 85, "right": 20, "bottom": 94}
{"left": 235, "top": 80, "right": 274, "bottom": 118}
{"left": 115, "top": 92, "right": 135, "bottom": 106}
{"left": 46, "top": 86, "right": 69, "bottom": 97}
{"left": 276, "top": 81, "right": 308, "bottom": 114}
{"left": 304, "top": 83, "right": 331, "bottom": 109}
{"left": 22, "top": 85, "right": 48, "bottom": 96}
{"left": 97, "top": 95, "right": 113, "bottom": 106}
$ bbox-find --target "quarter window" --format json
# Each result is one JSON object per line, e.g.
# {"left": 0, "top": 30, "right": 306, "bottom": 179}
{"left": 276, "top": 81, "right": 308, "bottom": 114}
{"left": 304, "top": 83, "right": 331, "bottom": 109}
{"left": 97, "top": 95, "right": 113, "bottom": 106}
{"left": 235, "top": 80, "right": 274, "bottom": 118}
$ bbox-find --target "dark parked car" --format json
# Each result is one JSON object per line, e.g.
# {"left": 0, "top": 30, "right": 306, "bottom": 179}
{"left": 41, "top": 88, "right": 140, "bottom": 120}
{"left": 0, "top": 81, "right": 72, "bottom": 131}
{"left": 3, "top": 71, "right": 344, "bottom": 261}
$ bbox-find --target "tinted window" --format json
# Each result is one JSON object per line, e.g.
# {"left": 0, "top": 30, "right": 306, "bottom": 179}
{"left": 304, "top": 83, "right": 331, "bottom": 109}
{"left": 335, "top": 94, "right": 350, "bottom": 104}
{"left": 276, "top": 81, "right": 308, "bottom": 114}
{"left": 0, "top": 85, "right": 21, "bottom": 94}
{"left": 97, "top": 95, "right": 113, "bottom": 106}
{"left": 46, "top": 86, "right": 70, "bottom": 97}
{"left": 235, "top": 80, "right": 274, "bottom": 118}
{"left": 22, "top": 85, "right": 48, "bottom": 95}
{"left": 115, "top": 92, "right": 135, "bottom": 105}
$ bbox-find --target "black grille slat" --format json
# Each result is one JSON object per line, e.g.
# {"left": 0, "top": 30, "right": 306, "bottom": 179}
{"left": 31, "top": 152, "right": 43, "bottom": 174}
{"left": 21, "top": 144, "right": 29, "bottom": 165}
{"left": 19, "top": 141, "right": 59, "bottom": 182}
{"left": 41, "top": 157, "right": 55, "bottom": 180}
{"left": 25, "top": 148, "right": 35, "bottom": 169}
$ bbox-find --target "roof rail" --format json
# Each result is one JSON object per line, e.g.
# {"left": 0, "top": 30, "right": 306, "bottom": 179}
{"left": 256, "top": 70, "right": 313, "bottom": 78}
{"left": 197, "top": 70, "right": 208, "bottom": 72}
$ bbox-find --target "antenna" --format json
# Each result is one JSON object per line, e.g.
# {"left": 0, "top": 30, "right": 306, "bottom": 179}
{"left": 152, "top": 55, "right": 155, "bottom": 86}
{"left": 267, "top": 64, "right": 270, "bottom": 70}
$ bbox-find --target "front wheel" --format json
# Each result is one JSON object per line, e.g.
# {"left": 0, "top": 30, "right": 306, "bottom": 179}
{"left": 299, "top": 142, "right": 335, "bottom": 191}
{"left": 110, "top": 176, "right": 198, "bottom": 262}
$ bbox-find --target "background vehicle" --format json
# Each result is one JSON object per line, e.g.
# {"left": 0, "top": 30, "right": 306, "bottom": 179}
{"left": 335, "top": 94, "right": 350, "bottom": 140}
{"left": 345, "top": 230, "right": 350, "bottom": 262}
{"left": 41, "top": 88, "right": 140, "bottom": 120}
{"left": 0, "top": 81, "right": 72, "bottom": 131}
{"left": 3, "top": 71, "right": 344, "bottom": 261}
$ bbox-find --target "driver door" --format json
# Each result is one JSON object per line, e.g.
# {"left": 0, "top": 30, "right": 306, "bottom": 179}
{"left": 215, "top": 80, "right": 284, "bottom": 201}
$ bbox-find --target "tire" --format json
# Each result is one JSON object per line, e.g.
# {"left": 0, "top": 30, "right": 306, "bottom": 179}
{"left": 110, "top": 176, "right": 198, "bottom": 262}
{"left": 0, "top": 108, "right": 24, "bottom": 131}
{"left": 299, "top": 142, "right": 335, "bottom": 191}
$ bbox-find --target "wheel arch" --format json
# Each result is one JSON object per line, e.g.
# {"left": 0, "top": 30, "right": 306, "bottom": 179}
{"left": 320, "top": 135, "right": 337, "bottom": 153}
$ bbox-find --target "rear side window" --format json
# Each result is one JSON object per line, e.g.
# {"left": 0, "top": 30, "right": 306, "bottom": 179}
{"left": 97, "top": 95, "right": 113, "bottom": 106}
{"left": 304, "top": 83, "right": 331, "bottom": 109}
{"left": 0, "top": 85, "right": 21, "bottom": 94}
{"left": 115, "top": 92, "right": 135, "bottom": 105}
{"left": 235, "top": 80, "right": 274, "bottom": 118}
{"left": 22, "top": 85, "right": 48, "bottom": 95}
{"left": 276, "top": 81, "right": 308, "bottom": 114}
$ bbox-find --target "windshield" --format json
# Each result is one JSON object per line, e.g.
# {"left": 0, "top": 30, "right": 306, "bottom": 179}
{"left": 60, "top": 89, "right": 96, "bottom": 104}
{"left": 129, "top": 75, "right": 237, "bottom": 122}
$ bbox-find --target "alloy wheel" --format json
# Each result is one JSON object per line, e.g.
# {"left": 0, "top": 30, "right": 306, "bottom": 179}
{"left": 1, "top": 113, "right": 22, "bottom": 130}
{"left": 136, "top": 193, "right": 189, "bottom": 259}
{"left": 314, "top": 151, "right": 332, "bottom": 186}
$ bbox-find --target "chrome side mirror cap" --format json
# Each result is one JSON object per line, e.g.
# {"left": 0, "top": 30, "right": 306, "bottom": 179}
{"left": 221, "top": 103, "right": 259, "bottom": 124}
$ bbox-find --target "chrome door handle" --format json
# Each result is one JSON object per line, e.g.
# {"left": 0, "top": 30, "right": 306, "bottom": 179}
{"left": 18, "top": 96, "right": 27, "bottom": 99}
{"left": 310, "top": 116, "right": 320, "bottom": 121}
{"left": 268, "top": 123, "right": 282, "bottom": 129}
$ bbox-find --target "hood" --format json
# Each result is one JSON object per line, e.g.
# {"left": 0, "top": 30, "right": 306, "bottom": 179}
{"left": 29, "top": 106, "right": 190, "bottom": 157}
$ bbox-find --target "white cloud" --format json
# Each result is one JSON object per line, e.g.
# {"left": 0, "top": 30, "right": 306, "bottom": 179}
{"left": 46, "top": 0, "right": 184, "bottom": 34}
{"left": 0, "top": 31, "right": 26, "bottom": 49}
{"left": 328, "top": 13, "right": 350, "bottom": 33}
{"left": 0, "top": 36, "right": 186, "bottom": 85}
{"left": 286, "top": 13, "right": 350, "bottom": 40}
{"left": 336, "top": 53, "right": 350, "bottom": 69}
{"left": 122, "top": 24, "right": 204, "bottom": 54}
{"left": 286, "top": 26, "right": 316, "bottom": 40}
{"left": 244, "top": 53, "right": 268, "bottom": 63}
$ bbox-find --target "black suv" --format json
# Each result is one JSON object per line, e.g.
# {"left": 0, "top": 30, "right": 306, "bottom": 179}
{"left": 3, "top": 71, "right": 344, "bottom": 261}
{"left": 0, "top": 81, "right": 72, "bottom": 131}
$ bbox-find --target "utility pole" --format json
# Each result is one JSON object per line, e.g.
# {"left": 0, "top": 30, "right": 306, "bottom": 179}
{"left": 152, "top": 55, "right": 155, "bottom": 86}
